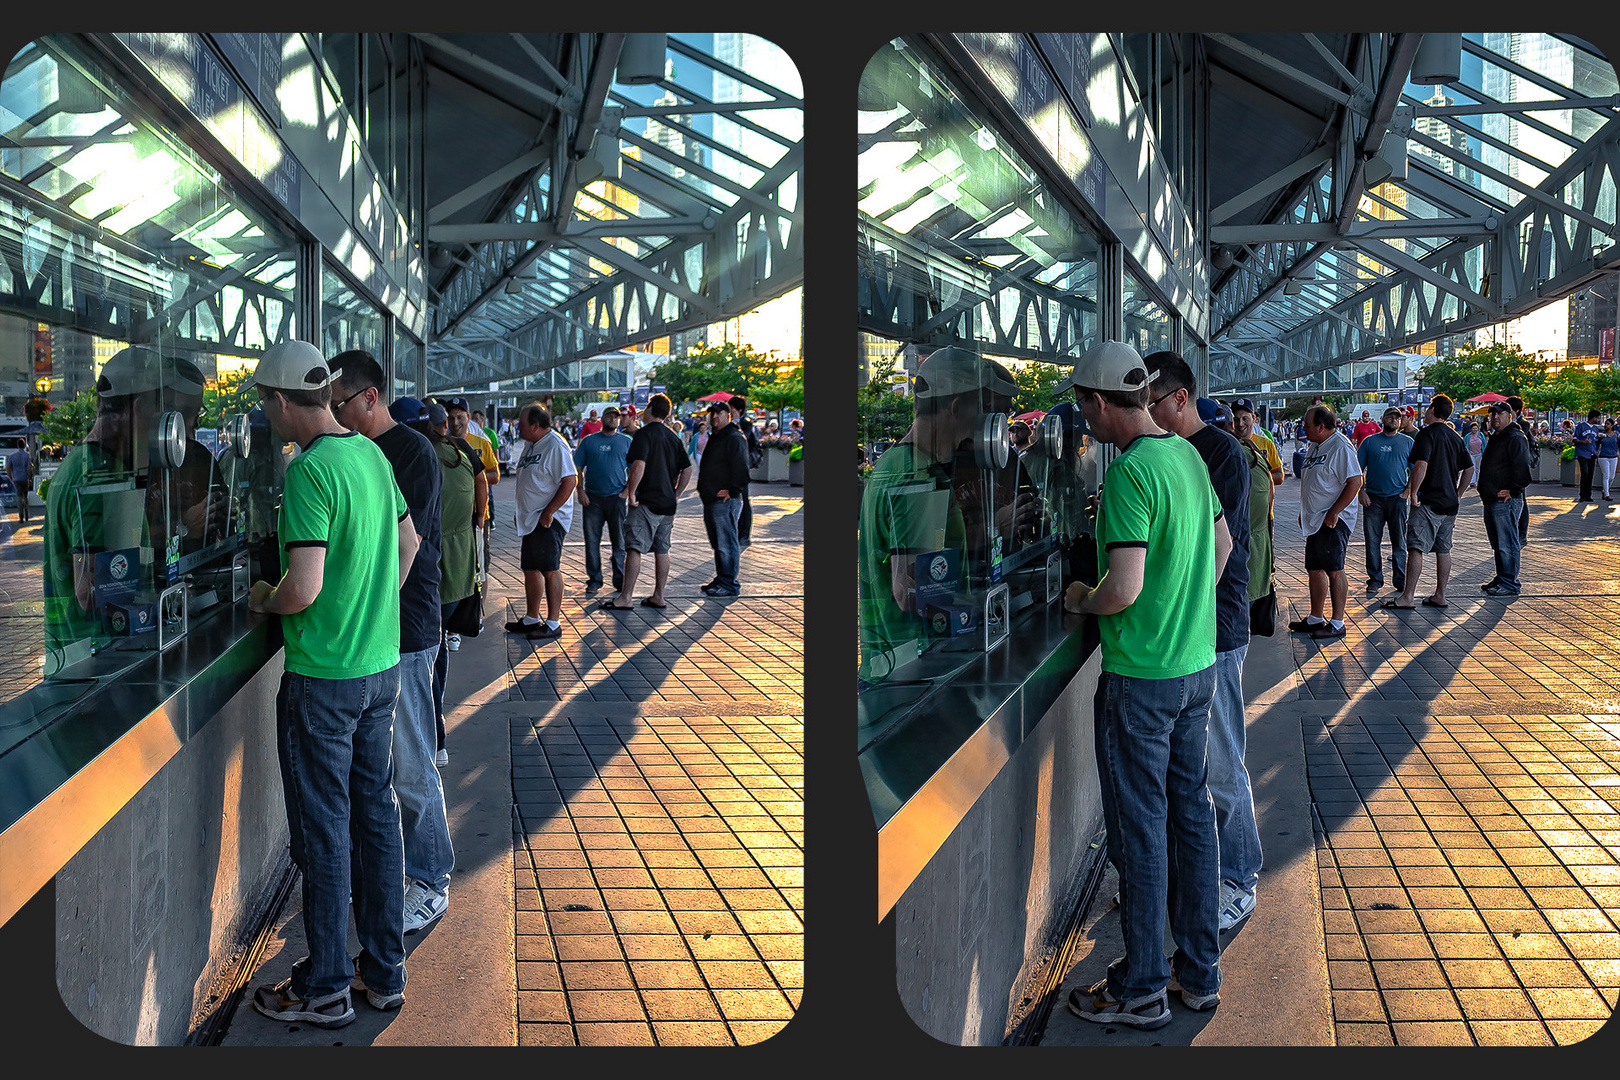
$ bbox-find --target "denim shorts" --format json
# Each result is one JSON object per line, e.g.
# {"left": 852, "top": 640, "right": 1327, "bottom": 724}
{"left": 1404, "top": 503, "right": 1456, "bottom": 554}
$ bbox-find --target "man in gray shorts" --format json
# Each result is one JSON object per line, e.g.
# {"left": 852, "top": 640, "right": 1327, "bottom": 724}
{"left": 1383, "top": 394, "right": 1472, "bottom": 611}
{"left": 602, "top": 393, "right": 692, "bottom": 611}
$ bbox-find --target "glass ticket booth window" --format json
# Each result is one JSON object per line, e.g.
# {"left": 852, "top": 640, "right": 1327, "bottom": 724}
{"left": 1, "top": 37, "right": 295, "bottom": 741}
{"left": 857, "top": 37, "right": 1107, "bottom": 762}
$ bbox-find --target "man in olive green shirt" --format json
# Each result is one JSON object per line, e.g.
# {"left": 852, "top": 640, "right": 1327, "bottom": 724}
{"left": 1060, "top": 341, "right": 1232, "bottom": 1031}
{"left": 244, "top": 340, "right": 419, "bottom": 1029}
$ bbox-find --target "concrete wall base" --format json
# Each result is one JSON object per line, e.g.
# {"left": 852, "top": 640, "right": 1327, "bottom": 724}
{"left": 54, "top": 654, "right": 288, "bottom": 1045}
{"left": 895, "top": 649, "right": 1104, "bottom": 1045}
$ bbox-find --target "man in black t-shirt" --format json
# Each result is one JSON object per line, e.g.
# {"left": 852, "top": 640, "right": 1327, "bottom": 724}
{"left": 1145, "top": 353, "right": 1262, "bottom": 929}
{"left": 605, "top": 393, "right": 692, "bottom": 610}
{"left": 331, "top": 352, "right": 455, "bottom": 933}
{"left": 1386, "top": 393, "right": 1473, "bottom": 612}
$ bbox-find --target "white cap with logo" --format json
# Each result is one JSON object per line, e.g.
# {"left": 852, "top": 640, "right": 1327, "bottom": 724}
{"left": 240, "top": 340, "right": 336, "bottom": 393}
{"left": 1056, "top": 340, "right": 1155, "bottom": 395}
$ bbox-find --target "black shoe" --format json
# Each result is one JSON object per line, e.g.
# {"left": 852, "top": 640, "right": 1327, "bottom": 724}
{"left": 1365, "top": 582, "right": 1381, "bottom": 594}
{"left": 585, "top": 580, "right": 603, "bottom": 591}
{"left": 504, "top": 619, "right": 536, "bottom": 633}
{"left": 701, "top": 584, "right": 739, "bottom": 597}
{"left": 701, "top": 578, "right": 719, "bottom": 590}
{"left": 526, "top": 623, "right": 563, "bottom": 640}
{"left": 1312, "top": 622, "right": 1347, "bottom": 639}
{"left": 1479, "top": 579, "right": 1500, "bottom": 591}
{"left": 1288, "top": 617, "right": 1325, "bottom": 633}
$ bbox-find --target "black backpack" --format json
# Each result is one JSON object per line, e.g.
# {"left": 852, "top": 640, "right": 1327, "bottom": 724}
{"left": 745, "top": 424, "right": 763, "bottom": 468}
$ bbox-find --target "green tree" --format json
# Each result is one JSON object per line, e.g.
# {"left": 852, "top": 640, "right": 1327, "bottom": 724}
{"left": 751, "top": 370, "right": 804, "bottom": 429}
{"left": 1587, "top": 365, "right": 1620, "bottom": 416}
{"left": 650, "top": 342, "right": 778, "bottom": 404}
{"left": 858, "top": 354, "right": 914, "bottom": 448}
{"left": 1522, "top": 365, "right": 1591, "bottom": 414}
{"left": 1011, "top": 362, "right": 1064, "bottom": 416}
{"left": 1417, "top": 342, "right": 1546, "bottom": 402}
{"left": 42, "top": 388, "right": 98, "bottom": 448}
{"left": 201, "top": 368, "right": 252, "bottom": 429}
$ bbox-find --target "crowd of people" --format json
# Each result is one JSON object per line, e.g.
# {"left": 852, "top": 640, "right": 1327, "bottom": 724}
{"left": 216, "top": 338, "right": 781, "bottom": 1029}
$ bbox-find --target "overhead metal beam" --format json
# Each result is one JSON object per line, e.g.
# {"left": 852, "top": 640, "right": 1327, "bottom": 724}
{"left": 1336, "top": 33, "right": 1422, "bottom": 235}
{"left": 1301, "top": 34, "right": 1365, "bottom": 95}
{"left": 1412, "top": 93, "right": 1620, "bottom": 117}
{"left": 1406, "top": 127, "right": 1616, "bottom": 236}
{"left": 1343, "top": 236, "right": 1500, "bottom": 316}
{"left": 571, "top": 236, "right": 718, "bottom": 317}
{"left": 1212, "top": 217, "right": 1497, "bottom": 244}
{"left": 427, "top": 145, "right": 550, "bottom": 226}
{"left": 1210, "top": 146, "right": 1333, "bottom": 225}
{"left": 416, "top": 33, "right": 577, "bottom": 115}
{"left": 1207, "top": 34, "right": 1361, "bottom": 113}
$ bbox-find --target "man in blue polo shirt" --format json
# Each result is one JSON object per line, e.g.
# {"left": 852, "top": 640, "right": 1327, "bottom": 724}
{"left": 573, "top": 405, "right": 632, "bottom": 593}
{"left": 1356, "top": 407, "right": 1414, "bottom": 596}
{"left": 1573, "top": 408, "right": 1600, "bottom": 503}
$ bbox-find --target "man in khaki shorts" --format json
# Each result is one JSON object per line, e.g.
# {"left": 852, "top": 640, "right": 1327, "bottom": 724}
{"left": 602, "top": 393, "right": 691, "bottom": 611}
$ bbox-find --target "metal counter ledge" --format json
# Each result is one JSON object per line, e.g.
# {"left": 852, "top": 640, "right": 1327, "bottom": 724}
{"left": 0, "top": 600, "right": 283, "bottom": 926}
{"left": 861, "top": 600, "right": 1098, "bottom": 919}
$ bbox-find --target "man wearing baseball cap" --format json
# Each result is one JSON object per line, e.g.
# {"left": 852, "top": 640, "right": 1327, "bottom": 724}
{"left": 43, "top": 345, "right": 164, "bottom": 672}
{"left": 1060, "top": 341, "right": 1230, "bottom": 1028}
{"left": 1229, "top": 398, "right": 1286, "bottom": 492}
{"left": 444, "top": 396, "right": 498, "bottom": 576}
{"left": 330, "top": 354, "right": 456, "bottom": 936}
{"left": 1356, "top": 407, "right": 1414, "bottom": 596}
{"left": 244, "top": 339, "right": 419, "bottom": 1026}
{"left": 1351, "top": 409, "right": 1381, "bottom": 447}
{"left": 857, "top": 346, "right": 1011, "bottom": 681}
{"left": 573, "top": 405, "right": 632, "bottom": 593}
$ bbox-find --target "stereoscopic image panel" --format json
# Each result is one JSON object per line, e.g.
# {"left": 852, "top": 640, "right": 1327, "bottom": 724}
{"left": 0, "top": 30, "right": 803, "bottom": 1046}
{"left": 858, "top": 32, "right": 1620, "bottom": 1047}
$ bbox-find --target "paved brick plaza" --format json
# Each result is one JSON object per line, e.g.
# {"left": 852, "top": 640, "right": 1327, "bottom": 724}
{"left": 494, "top": 483, "right": 804, "bottom": 1046}
{"left": 1276, "top": 470, "right": 1620, "bottom": 1046}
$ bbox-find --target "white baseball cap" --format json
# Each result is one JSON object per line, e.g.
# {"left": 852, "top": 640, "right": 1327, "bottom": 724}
{"left": 240, "top": 340, "right": 336, "bottom": 393}
{"left": 1056, "top": 341, "right": 1155, "bottom": 395}
{"left": 96, "top": 346, "right": 164, "bottom": 397}
{"left": 911, "top": 346, "right": 1017, "bottom": 400}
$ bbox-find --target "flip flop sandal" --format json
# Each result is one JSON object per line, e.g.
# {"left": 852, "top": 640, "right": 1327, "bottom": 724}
{"left": 1422, "top": 597, "right": 1449, "bottom": 608}
{"left": 1381, "top": 599, "right": 1416, "bottom": 609}
{"left": 639, "top": 598, "right": 667, "bottom": 609}
{"left": 597, "top": 599, "right": 633, "bottom": 612}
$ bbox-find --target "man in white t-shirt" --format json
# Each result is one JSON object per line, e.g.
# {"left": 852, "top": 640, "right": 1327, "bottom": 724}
{"left": 507, "top": 404, "right": 577, "bottom": 642}
{"left": 1288, "top": 405, "right": 1363, "bottom": 640}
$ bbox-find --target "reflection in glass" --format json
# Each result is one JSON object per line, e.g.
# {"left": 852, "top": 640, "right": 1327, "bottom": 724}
{"left": 0, "top": 37, "right": 294, "bottom": 752}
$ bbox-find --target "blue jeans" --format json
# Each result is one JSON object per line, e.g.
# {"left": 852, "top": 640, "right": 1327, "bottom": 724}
{"left": 276, "top": 666, "right": 406, "bottom": 999}
{"left": 1483, "top": 497, "right": 1523, "bottom": 592}
{"left": 1209, "top": 646, "right": 1262, "bottom": 892}
{"left": 395, "top": 646, "right": 453, "bottom": 891}
{"left": 1361, "top": 493, "right": 1408, "bottom": 590}
{"left": 702, "top": 497, "right": 744, "bottom": 593}
{"left": 1094, "top": 666, "right": 1221, "bottom": 1000}
{"left": 581, "top": 493, "right": 625, "bottom": 589}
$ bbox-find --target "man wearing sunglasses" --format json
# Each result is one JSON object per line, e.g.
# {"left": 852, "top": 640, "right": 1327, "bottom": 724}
{"left": 330, "top": 354, "right": 455, "bottom": 939}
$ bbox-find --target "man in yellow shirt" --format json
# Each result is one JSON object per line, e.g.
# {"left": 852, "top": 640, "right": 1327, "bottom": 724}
{"left": 445, "top": 397, "right": 499, "bottom": 577}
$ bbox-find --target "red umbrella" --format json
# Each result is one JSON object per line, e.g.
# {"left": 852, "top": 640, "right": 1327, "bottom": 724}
{"left": 1465, "top": 392, "right": 1509, "bottom": 403}
{"left": 1013, "top": 410, "right": 1046, "bottom": 423}
{"left": 696, "top": 391, "right": 734, "bottom": 402}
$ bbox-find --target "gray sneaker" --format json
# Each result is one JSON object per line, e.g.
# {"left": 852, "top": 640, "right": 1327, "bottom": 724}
{"left": 1067, "top": 981, "right": 1171, "bottom": 1029}
{"left": 351, "top": 973, "right": 405, "bottom": 1010}
{"left": 252, "top": 979, "right": 355, "bottom": 1028}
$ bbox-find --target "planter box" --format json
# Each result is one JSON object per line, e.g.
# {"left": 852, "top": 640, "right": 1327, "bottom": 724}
{"left": 1535, "top": 448, "right": 1560, "bottom": 480}
{"left": 749, "top": 446, "right": 790, "bottom": 483}
{"left": 788, "top": 457, "right": 803, "bottom": 486}
{"left": 1561, "top": 458, "right": 1578, "bottom": 486}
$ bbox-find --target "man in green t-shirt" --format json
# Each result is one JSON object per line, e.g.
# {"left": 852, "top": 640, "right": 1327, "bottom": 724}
{"left": 43, "top": 346, "right": 163, "bottom": 675}
{"left": 857, "top": 347, "right": 1016, "bottom": 682}
{"left": 243, "top": 339, "right": 420, "bottom": 1030}
{"left": 1058, "top": 341, "right": 1232, "bottom": 1031}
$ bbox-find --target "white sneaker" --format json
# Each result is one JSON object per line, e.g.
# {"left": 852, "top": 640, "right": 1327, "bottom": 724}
{"left": 434, "top": 747, "right": 449, "bottom": 767}
{"left": 445, "top": 634, "right": 461, "bottom": 652}
{"left": 403, "top": 880, "right": 449, "bottom": 934}
{"left": 1217, "top": 881, "right": 1257, "bottom": 931}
